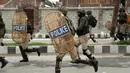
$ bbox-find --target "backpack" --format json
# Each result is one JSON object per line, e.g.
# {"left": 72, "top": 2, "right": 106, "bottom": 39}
{"left": 88, "top": 15, "right": 97, "bottom": 28}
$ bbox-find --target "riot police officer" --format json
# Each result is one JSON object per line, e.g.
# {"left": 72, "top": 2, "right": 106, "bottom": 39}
{"left": 19, "top": 20, "right": 41, "bottom": 62}
{"left": 0, "top": 11, "right": 8, "bottom": 68}
{"left": 17, "top": 7, "right": 40, "bottom": 62}
{"left": 76, "top": 9, "right": 98, "bottom": 72}
{"left": 54, "top": 7, "right": 97, "bottom": 73}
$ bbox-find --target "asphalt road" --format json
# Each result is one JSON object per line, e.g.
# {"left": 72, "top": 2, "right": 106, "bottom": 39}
{"left": 0, "top": 54, "right": 130, "bottom": 73}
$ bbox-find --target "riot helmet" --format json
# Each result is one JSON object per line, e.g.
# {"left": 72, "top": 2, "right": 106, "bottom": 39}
{"left": 77, "top": 9, "right": 86, "bottom": 17}
{"left": 86, "top": 10, "right": 92, "bottom": 15}
{"left": 58, "top": 7, "right": 68, "bottom": 16}
{"left": 77, "top": 9, "right": 86, "bottom": 14}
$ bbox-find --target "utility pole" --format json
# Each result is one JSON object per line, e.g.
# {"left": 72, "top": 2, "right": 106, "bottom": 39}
{"left": 110, "top": 0, "right": 120, "bottom": 38}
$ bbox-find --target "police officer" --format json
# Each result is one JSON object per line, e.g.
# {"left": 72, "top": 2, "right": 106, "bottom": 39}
{"left": 17, "top": 7, "right": 40, "bottom": 62}
{"left": 0, "top": 11, "right": 8, "bottom": 68}
{"left": 54, "top": 7, "right": 96, "bottom": 73}
{"left": 76, "top": 9, "right": 98, "bottom": 72}
{"left": 117, "top": 7, "right": 128, "bottom": 41}
{"left": 19, "top": 20, "right": 41, "bottom": 62}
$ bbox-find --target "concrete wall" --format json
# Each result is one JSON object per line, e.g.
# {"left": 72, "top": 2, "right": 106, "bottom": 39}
{"left": 0, "top": 7, "right": 114, "bottom": 37}
{"left": 40, "top": 7, "right": 114, "bottom": 35}
{"left": 0, "top": 8, "right": 16, "bottom": 33}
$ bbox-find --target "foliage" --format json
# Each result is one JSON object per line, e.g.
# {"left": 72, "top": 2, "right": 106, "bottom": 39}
{"left": 4, "top": 43, "right": 52, "bottom": 46}
{"left": 113, "top": 40, "right": 130, "bottom": 45}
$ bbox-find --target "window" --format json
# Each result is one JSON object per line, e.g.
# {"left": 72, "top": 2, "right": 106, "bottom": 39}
{"left": 89, "top": 0, "right": 100, "bottom": 4}
{"left": 105, "top": 0, "right": 110, "bottom": 4}
{"left": 80, "top": 0, "right": 84, "bottom": 4}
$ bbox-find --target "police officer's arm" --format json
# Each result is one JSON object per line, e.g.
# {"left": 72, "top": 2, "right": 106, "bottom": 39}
{"left": 77, "top": 17, "right": 86, "bottom": 30}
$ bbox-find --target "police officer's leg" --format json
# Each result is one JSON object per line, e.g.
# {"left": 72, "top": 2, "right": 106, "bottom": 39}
{"left": 0, "top": 56, "right": 8, "bottom": 68}
{"left": 74, "top": 37, "right": 81, "bottom": 59}
{"left": 69, "top": 46, "right": 90, "bottom": 64}
{"left": 89, "top": 26, "right": 97, "bottom": 43}
{"left": 19, "top": 45, "right": 28, "bottom": 62}
{"left": 24, "top": 48, "right": 40, "bottom": 56}
{"left": 24, "top": 34, "right": 41, "bottom": 56}
{"left": 19, "top": 33, "right": 31, "bottom": 62}
{"left": 19, "top": 34, "right": 30, "bottom": 62}
{"left": 0, "top": 38, "right": 4, "bottom": 46}
{"left": 55, "top": 53, "right": 65, "bottom": 73}
{"left": 80, "top": 34, "right": 98, "bottom": 72}
{"left": 80, "top": 34, "right": 95, "bottom": 59}
{"left": 0, "top": 38, "right": 8, "bottom": 68}
{"left": 90, "top": 34, "right": 97, "bottom": 43}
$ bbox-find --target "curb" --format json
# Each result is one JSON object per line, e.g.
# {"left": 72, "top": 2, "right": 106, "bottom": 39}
{"left": 4, "top": 33, "right": 110, "bottom": 39}
{"left": 0, "top": 45, "right": 130, "bottom": 54}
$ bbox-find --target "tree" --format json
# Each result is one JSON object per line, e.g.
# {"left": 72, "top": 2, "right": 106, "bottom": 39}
{"left": 110, "top": 0, "right": 120, "bottom": 39}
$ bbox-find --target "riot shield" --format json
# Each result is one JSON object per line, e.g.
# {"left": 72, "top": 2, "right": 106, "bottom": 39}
{"left": 44, "top": 11, "right": 76, "bottom": 54}
{"left": 12, "top": 11, "right": 28, "bottom": 44}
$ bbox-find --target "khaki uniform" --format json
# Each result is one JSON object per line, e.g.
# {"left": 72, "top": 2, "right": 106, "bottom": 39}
{"left": 56, "top": 46, "right": 79, "bottom": 61}
{"left": 54, "top": 34, "right": 79, "bottom": 61}
{"left": 0, "top": 38, "right": 3, "bottom": 44}
{"left": 76, "top": 34, "right": 90, "bottom": 50}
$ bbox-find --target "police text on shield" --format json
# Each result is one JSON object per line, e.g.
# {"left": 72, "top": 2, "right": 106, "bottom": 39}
{"left": 49, "top": 24, "right": 70, "bottom": 40}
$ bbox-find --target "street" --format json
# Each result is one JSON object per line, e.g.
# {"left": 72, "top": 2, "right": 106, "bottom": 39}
{"left": 0, "top": 54, "right": 130, "bottom": 73}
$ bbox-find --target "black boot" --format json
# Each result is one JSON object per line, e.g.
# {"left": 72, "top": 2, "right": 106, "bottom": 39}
{"left": 20, "top": 59, "right": 28, "bottom": 62}
{"left": 1, "top": 42, "right": 4, "bottom": 46}
{"left": 89, "top": 59, "right": 98, "bottom": 72}
{"left": 0, "top": 57, "right": 8, "bottom": 68}
{"left": 70, "top": 59, "right": 90, "bottom": 64}
{"left": 24, "top": 48, "right": 41, "bottom": 56}
{"left": 19, "top": 46, "right": 29, "bottom": 62}
{"left": 83, "top": 49, "right": 98, "bottom": 72}
{"left": 55, "top": 57, "right": 62, "bottom": 73}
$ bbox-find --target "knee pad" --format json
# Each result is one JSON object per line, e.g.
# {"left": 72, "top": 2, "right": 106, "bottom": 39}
{"left": 83, "top": 49, "right": 87, "bottom": 55}
{"left": 56, "top": 57, "right": 62, "bottom": 62}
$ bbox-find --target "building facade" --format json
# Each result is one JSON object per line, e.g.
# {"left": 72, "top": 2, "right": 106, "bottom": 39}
{"left": 0, "top": 0, "right": 43, "bottom": 33}
{"left": 59, "top": 0, "right": 130, "bottom": 7}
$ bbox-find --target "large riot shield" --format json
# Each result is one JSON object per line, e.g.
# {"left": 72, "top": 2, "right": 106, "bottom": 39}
{"left": 44, "top": 11, "right": 76, "bottom": 54}
{"left": 12, "top": 12, "right": 28, "bottom": 44}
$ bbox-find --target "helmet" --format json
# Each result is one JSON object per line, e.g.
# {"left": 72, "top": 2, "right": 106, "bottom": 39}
{"left": 58, "top": 7, "right": 68, "bottom": 15}
{"left": 86, "top": 10, "right": 92, "bottom": 15}
{"left": 77, "top": 9, "right": 86, "bottom": 14}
